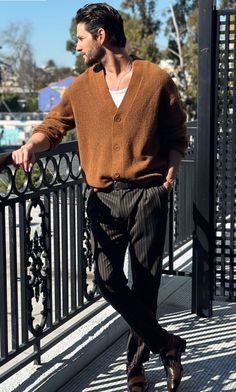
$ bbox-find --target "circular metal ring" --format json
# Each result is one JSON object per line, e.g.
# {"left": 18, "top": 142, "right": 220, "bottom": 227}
{"left": 0, "top": 166, "right": 13, "bottom": 200}
{"left": 58, "top": 154, "right": 70, "bottom": 183}
{"left": 43, "top": 156, "right": 58, "bottom": 186}
{"left": 13, "top": 167, "right": 29, "bottom": 195}
{"left": 70, "top": 152, "right": 82, "bottom": 179}
{"left": 29, "top": 160, "right": 44, "bottom": 191}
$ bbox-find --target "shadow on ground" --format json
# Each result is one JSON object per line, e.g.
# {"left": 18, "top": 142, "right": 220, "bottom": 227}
{"left": 58, "top": 302, "right": 236, "bottom": 392}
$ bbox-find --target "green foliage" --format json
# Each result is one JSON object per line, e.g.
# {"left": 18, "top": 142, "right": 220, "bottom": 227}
{"left": 220, "top": 0, "right": 236, "bottom": 9}
{"left": 161, "top": 1, "right": 198, "bottom": 119}
{"left": 121, "top": 11, "right": 159, "bottom": 62}
{"left": 121, "top": 0, "right": 160, "bottom": 34}
{"left": 66, "top": 18, "right": 87, "bottom": 74}
{"left": 0, "top": 93, "right": 38, "bottom": 112}
{"left": 63, "top": 129, "right": 77, "bottom": 142}
{"left": 33, "top": 63, "right": 74, "bottom": 91}
{"left": 0, "top": 93, "right": 20, "bottom": 112}
{"left": 121, "top": 1, "right": 160, "bottom": 62}
{"left": 0, "top": 174, "right": 10, "bottom": 194}
{"left": 45, "top": 59, "right": 56, "bottom": 68}
{"left": 25, "top": 96, "right": 38, "bottom": 112}
{"left": 15, "top": 167, "right": 27, "bottom": 190}
{"left": 0, "top": 166, "right": 53, "bottom": 195}
{"left": 164, "top": 0, "right": 198, "bottom": 65}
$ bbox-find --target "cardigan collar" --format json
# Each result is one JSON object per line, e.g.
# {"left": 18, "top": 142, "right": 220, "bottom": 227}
{"left": 91, "top": 57, "right": 144, "bottom": 115}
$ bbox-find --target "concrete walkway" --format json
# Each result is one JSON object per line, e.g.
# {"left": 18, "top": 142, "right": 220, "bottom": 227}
{"left": 58, "top": 281, "right": 236, "bottom": 392}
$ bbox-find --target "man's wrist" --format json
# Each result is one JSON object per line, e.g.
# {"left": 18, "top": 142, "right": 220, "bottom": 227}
{"left": 163, "top": 177, "right": 175, "bottom": 194}
{"left": 165, "top": 177, "right": 175, "bottom": 185}
{"left": 165, "top": 177, "right": 175, "bottom": 188}
{"left": 24, "top": 141, "right": 34, "bottom": 150}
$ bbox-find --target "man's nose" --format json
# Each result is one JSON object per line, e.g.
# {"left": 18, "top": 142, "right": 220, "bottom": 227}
{"left": 76, "top": 42, "right": 82, "bottom": 52}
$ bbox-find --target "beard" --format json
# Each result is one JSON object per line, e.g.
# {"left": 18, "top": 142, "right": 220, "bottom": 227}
{"left": 82, "top": 45, "right": 106, "bottom": 67}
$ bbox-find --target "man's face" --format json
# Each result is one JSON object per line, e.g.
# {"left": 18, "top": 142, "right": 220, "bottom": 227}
{"left": 76, "top": 22, "right": 105, "bottom": 67}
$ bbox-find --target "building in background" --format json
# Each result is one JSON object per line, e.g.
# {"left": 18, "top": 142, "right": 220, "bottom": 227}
{"left": 38, "top": 76, "right": 75, "bottom": 112}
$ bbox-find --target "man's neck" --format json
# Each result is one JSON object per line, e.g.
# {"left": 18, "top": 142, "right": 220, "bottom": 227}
{"left": 101, "top": 49, "right": 131, "bottom": 77}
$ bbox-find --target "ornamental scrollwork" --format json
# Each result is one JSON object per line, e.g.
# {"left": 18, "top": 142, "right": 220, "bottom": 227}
{"left": 26, "top": 198, "right": 50, "bottom": 337}
{"left": 82, "top": 186, "right": 97, "bottom": 301}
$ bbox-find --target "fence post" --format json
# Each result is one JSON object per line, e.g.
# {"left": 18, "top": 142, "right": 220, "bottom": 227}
{"left": 192, "top": 0, "right": 217, "bottom": 317}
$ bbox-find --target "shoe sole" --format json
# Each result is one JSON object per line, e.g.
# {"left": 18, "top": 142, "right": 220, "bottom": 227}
{"left": 162, "top": 338, "right": 187, "bottom": 392}
{"left": 127, "top": 384, "right": 149, "bottom": 392}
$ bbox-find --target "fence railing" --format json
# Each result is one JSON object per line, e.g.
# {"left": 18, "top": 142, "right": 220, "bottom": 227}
{"left": 163, "top": 121, "right": 196, "bottom": 276}
{"left": 0, "top": 141, "right": 103, "bottom": 382}
{"left": 0, "top": 121, "right": 196, "bottom": 382}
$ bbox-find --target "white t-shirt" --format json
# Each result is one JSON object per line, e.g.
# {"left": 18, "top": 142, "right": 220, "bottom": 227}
{"left": 109, "top": 88, "right": 127, "bottom": 107}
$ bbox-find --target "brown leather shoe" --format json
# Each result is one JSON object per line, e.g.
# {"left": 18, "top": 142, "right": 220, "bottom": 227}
{"left": 127, "top": 364, "right": 149, "bottom": 392}
{"left": 160, "top": 334, "right": 186, "bottom": 392}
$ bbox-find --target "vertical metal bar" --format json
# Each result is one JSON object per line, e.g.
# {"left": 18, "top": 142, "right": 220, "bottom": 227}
{"left": 69, "top": 186, "right": 76, "bottom": 312}
{"left": 9, "top": 203, "right": 19, "bottom": 351}
{"left": 61, "top": 187, "right": 68, "bottom": 317}
{"left": 77, "top": 184, "right": 84, "bottom": 307}
{"left": 34, "top": 339, "right": 41, "bottom": 366}
{"left": 219, "top": 14, "right": 230, "bottom": 297}
{"left": 213, "top": 10, "right": 222, "bottom": 300}
{"left": 192, "top": 0, "right": 217, "bottom": 317}
{"left": 44, "top": 194, "right": 52, "bottom": 327}
{"left": 0, "top": 205, "right": 8, "bottom": 358}
{"left": 229, "top": 15, "right": 236, "bottom": 300}
{"left": 168, "top": 190, "right": 174, "bottom": 272}
{"left": 19, "top": 200, "right": 28, "bottom": 344}
{"left": 53, "top": 191, "right": 61, "bottom": 322}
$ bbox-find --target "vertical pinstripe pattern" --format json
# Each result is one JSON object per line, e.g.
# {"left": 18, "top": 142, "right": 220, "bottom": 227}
{"left": 87, "top": 185, "right": 169, "bottom": 364}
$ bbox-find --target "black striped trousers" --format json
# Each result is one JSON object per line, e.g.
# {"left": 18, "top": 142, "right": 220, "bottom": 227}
{"left": 87, "top": 185, "right": 170, "bottom": 366}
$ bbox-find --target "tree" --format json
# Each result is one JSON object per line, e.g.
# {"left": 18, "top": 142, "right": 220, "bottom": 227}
{"left": 66, "top": 18, "right": 87, "bottom": 74}
{"left": 163, "top": 0, "right": 197, "bottom": 66}
{"left": 182, "top": 6, "right": 198, "bottom": 118}
{"left": 33, "top": 60, "right": 74, "bottom": 91}
{"left": 159, "top": 1, "right": 198, "bottom": 119}
{"left": 220, "top": 0, "right": 236, "bottom": 9}
{"left": 0, "top": 23, "right": 35, "bottom": 95}
{"left": 120, "top": 0, "right": 160, "bottom": 62}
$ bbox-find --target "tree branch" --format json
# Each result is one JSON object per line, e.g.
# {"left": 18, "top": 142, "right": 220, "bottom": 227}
{"left": 168, "top": 1, "right": 184, "bottom": 67}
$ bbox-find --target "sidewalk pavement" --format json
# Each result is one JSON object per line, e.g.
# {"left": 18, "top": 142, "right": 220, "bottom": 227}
{"left": 58, "top": 279, "right": 236, "bottom": 392}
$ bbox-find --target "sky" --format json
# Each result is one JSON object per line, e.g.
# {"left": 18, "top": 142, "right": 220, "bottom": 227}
{"left": 0, "top": 0, "right": 168, "bottom": 69}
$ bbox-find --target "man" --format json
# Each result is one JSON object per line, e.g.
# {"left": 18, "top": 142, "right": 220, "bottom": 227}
{"left": 12, "top": 3, "right": 188, "bottom": 391}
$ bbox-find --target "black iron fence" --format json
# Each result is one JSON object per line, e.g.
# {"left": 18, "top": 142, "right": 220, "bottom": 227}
{"left": 0, "top": 122, "right": 195, "bottom": 382}
{"left": 213, "top": 8, "right": 236, "bottom": 302}
{"left": 193, "top": 2, "right": 236, "bottom": 317}
{"left": 163, "top": 121, "right": 196, "bottom": 277}
{"left": 0, "top": 141, "right": 103, "bottom": 382}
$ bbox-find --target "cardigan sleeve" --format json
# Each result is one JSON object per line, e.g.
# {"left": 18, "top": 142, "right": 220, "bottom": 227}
{"left": 32, "top": 87, "right": 75, "bottom": 150}
{"left": 158, "top": 74, "right": 188, "bottom": 157}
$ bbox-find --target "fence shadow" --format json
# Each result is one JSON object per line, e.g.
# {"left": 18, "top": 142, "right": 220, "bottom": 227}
{"left": 57, "top": 302, "right": 236, "bottom": 392}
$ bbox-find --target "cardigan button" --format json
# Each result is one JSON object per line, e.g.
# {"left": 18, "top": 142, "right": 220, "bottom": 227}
{"left": 113, "top": 144, "right": 120, "bottom": 151}
{"left": 114, "top": 114, "right": 121, "bottom": 122}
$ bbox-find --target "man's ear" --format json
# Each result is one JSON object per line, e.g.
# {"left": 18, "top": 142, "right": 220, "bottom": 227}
{"left": 96, "top": 28, "right": 108, "bottom": 45}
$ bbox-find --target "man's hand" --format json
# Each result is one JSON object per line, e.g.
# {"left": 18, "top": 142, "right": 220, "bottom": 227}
{"left": 11, "top": 133, "right": 50, "bottom": 171}
{"left": 12, "top": 143, "right": 36, "bottom": 172}
{"left": 163, "top": 180, "right": 173, "bottom": 191}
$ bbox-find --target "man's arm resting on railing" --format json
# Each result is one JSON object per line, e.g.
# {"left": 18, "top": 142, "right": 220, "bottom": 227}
{"left": 11, "top": 133, "right": 50, "bottom": 172}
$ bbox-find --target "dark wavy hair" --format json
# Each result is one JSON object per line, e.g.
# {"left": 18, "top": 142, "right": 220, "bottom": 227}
{"left": 75, "top": 3, "right": 126, "bottom": 48}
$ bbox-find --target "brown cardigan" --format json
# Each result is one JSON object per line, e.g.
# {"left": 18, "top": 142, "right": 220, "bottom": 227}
{"left": 33, "top": 58, "right": 187, "bottom": 188}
